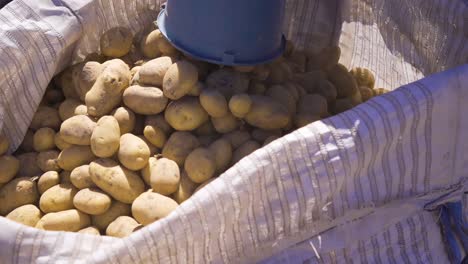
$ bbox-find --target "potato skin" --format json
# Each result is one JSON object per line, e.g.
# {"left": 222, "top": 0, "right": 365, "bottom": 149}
{"left": 60, "top": 115, "right": 97, "bottom": 146}
{"left": 17, "top": 152, "right": 43, "bottom": 177}
{"left": 150, "top": 157, "right": 180, "bottom": 195}
{"left": 112, "top": 107, "right": 136, "bottom": 134}
{"left": 165, "top": 97, "right": 209, "bottom": 131}
{"left": 138, "top": 56, "right": 175, "bottom": 86}
{"left": 78, "top": 226, "right": 101, "bottom": 236}
{"left": 297, "top": 94, "right": 328, "bottom": 117}
{"left": 140, "top": 30, "right": 162, "bottom": 58}
{"left": 0, "top": 177, "right": 39, "bottom": 215}
{"left": 39, "top": 183, "right": 78, "bottom": 213}
{"left": 244, "top": 95, "right": 290, "bottom": 130}
{"left": 232, "top": 140, "right": 261, "bottom": 165}
{"left": 145, "top": 114, "right": 173, "bottom": 135}
{"left": 33, "top": 128, "right": 56, "bottom": 152}
{"left": 199, "top": 89, "right": 228, "bottom": 118}
{"left": 30, "top": 106, "right": 61, "bottom": 131}
{"left": 143, "top": 123, "right": 166, "bottom": 149}
{"left": 75, "top": 61, "right": 104, "bottom": 101}
{"left": 118, "top": 134, "right": 150, "bottom": 170}
{"left": 294, "top": 113, "right": 321, "bottom": 128}
{"left": 100, "top": 27, "right": 133, "bottom": 57}
{"left": 92, "top": 201, "right": 131, "bottom": 231}
{"left": 206, "top": 69, "right": 250, "bottom": 98}
{"left": 350, "top": 67, "right": 375, "bottom": 89}
{"left": 0, "top": 135, "right": 9, "bottom": 155}
{"left": 123, "top": 85, "right": 168, "bottom": 115}
{"left": 163, "top": 60, "right": 198, "bottom": 100}
{"left": 184, "top": 148, "right": 216, "bottom": 183}
{"left": 172, "top": 171, "right": 198, "bottom": 204}
{"left": 162, "top": 132, "right": 200, "bottom": 166}
{"left": 70, "top": 165, "right": 94, "bottom": 189}
{"left": 91, "top": 116, "right": 120, "bottom": 158}
{"left": 36, "top": 209, "right": 90, "bottom": 232}
{"left": 36, "top": 150, "right": 61, "bottom": 172}
{"left": 208, "top": 138, "right": 232, "bottom": 173}
{"left": 57, "top": 145, "right": 96, "bottom": 171}
{"left": 211, "top": 113, "right": 240, "bottom": 134}
{"left": 89, "top": 159, "right": 145, "bottom": 204}
{"left": 73, "top": 187, "right": 112, "bottom": 215}
{"left": 58, "top": 99, "right": 84, "bottom": 121}
{"left": 54, "top": 132, "right": 72, "bottom": 150}
{"left": 106, "top": 216, "right": 141, "bottom": 238}
{"left": 229, "top": 93, "right": 252, "bottom": 118}
{"left": 131, "top": 191, "right": 178, "bottom": 225}
{"left": 6, "top": 204, "right": 42, "bottom": 227}
{"left": 222, "top": 130, "right": 251, "bottom": 149}
{"left": 38, "top": 171, "right": 60, "bottom": 194}
{"left": 0, "top": 155, "right": 19, "bottom": 183}
{"left": 327, "top": 64, "right": 358, "bottom": 98}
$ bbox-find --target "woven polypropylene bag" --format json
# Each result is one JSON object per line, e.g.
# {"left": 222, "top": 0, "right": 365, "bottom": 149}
{"left": 0, "top": 0, "right": 466, "bottom": 263}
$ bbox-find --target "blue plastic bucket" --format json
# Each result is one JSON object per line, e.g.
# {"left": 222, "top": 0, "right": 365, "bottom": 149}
{"left": 157, "top": 0, "right": 286, "bottom": 66}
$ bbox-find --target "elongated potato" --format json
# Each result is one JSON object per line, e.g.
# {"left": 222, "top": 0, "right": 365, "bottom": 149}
{"left": 222, "top": 130, "right": 251, "bottom": 149}
{"left": 149, "top": 157, "right": 180, "bottom": 195}
{"left": 172, "top": 171, "right": 198, "bottom": 204}
{"left": 211, "top": 113, "right": 240, "bottom": 134}
{"left": 132, "top": 191, "right": 178, "bottom": 225}
{"left": 118, "top": 134, "right": 150, "bottom": 170}
{"left": 123, "top": 85, "right": 168, "bottom": 115}
{"left": 70, "top": 165, "right": 94, "bottom": 189}
{"left": 17, "top": 153, "right": 42, "bottom": 177}
{"left": 57, "top": 146, "right": 96, "bottom": 171}
{"left": 89, "top": 159, "right": 145, "bottom": 203}
{"left": 327, "top": 64, "right": 358, "bottom": 98}
{"left": 60, "top": 115, "right": 97, "bottom": 145}
{"left": 145, "top": 114, "right": 173, "bottom": 135}
{"left": 75, "top": 61, "right": 104, "bottom": 101}
{"left": 39, "top": 183, "right": 78, "bottom": 213}
{"left": 184, "top": 148, "right": 216, "bottom": 183}
{"left": 38, "top": 171, "right": 60, "bottom": 194}
{"left": 232, "top": 140, "right": 261, "bottom": 165}
{"left": 106, "top": 216, "right": 141, "bottom": 238}
{"left": 165, "top": 97, "right": 209, "bottom": 131}
{"left": 6, "top": 204, "right": 42, "bottom": 227}
{"left": 91, "top": 116, "right": 120, "bottom": 158}
{"left": 162, "top": 132, "right": 200, "bottom": 166}
{"left": 294, "top": 113, "right": 321, "bottom": 128}
{"left": 36, "top": 209, "right": 90, "bottom": 232}
{"left": 244, "top": 95, "right": 290, "bottom": 130}
{"left": 0, "top": 135, "right": 9, "bottom": 156}
{"left": 199, "top": 88, "right": 228, "bottom": 117}
{"left": 0, "top": 177, "right": 39, "bottom": 215}
{"left": 100, "top": 27, "right": 133, "bottom": 57}
{"left": 54, "top": 132, "right": 72, "bottom": 150}
{"left": 140, "top": 30, "right": 162, "bottom": 58}
{"left": 78, "top": 226, "right": 101, "bottom": 236}
{"left": 33, "top": 128, "right": 56, "bottom": 152}
{"left": 163, "top": 60, "right": 198, "bottom": 100}
{"left": 92, "top": 201, "right": 131, "bottom": 231}
{"left": 30, "top": 106, "right": 61, "bottom": 131}
{"left": 138, "top": 56, "right": 175, "bottom": 86}
{"left": 0, "top": 155, "right": 19, "bottom": 183}
{"left": 36, "top": 150, "right": 61, "bottom": 172}
{"left": 206, "top": 69, "right": 250, "bottom": 98}
{"left": 143, "top": 123, "right": 166, "bottom": 149}
{"left": 229, "top": 93, "right": 252, "bottom": 118}
{"left": 208, "top": 138, "right": 232, "bottom": 173}
{"left": 112, "top": 107, "right": 136, "bottom": 134}
{"left": 73, "top": 187, "right": 111, "bottom": 215}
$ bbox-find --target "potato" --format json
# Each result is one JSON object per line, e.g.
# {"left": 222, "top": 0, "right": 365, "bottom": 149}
{"left": 100, "top": 27, "right": 133, "bottom": 57}
{"left": 251, "top": 129, "right": 282, "bottom": 142}
{"left": 267, "top": 60, "right": 292, "bottom": 84}
{"left": 70, "top": 165, "right": 94, "bottom": 189}
{"left": 184, "top": 148, "right": 216, "bottom": 183}
{"left": 229, "top": 93, "right": 252, "bottom": 118}
{"left": 206, "top": 69, "right": 250, "bottom": 98}
{"left": 106, "top": 216, "right": 141, "bottom": 238}
{"left": 43, "top": 87, "right": 64, "bottom": 105}
{"left": 198, "top": 135, "right": 218, "bottom": 147}
{"left": 283, "top": 82, "right": 300, "bottom": 101}
{"left": 54, "top": 132, "right": 72, "bottom": 150}
{"left": 292, "top": 71, "right": 327, "bottom": 93}
{"left": 39, "top": 183, "right": 78, "bottom": 213}
{"left": 36, "top": 209, "right": 90, "bottom": 232}
{"left": 30, "top": 106, "right": 61, "bottom": 131}
{"left": 60, "top": 115, "right": 97, "bottom": 146}
{"left": 143, "top": 124, "right": 166, "bottom": 149}
{"left": 19, "top": 130, "right": 35, "bottom": 152}
{"left": 0, "top": 135, "right": 9, "bottom": 155}
{"left": 123, "top": 85, "right": 168, "bottom": 115}
{"left": 251, "top": 65, "right": 270, "bottom": 81}
{"left": 294, "top": 113, "right": 321, "bottom": 128}
{"left": 91, "top": 116, "right": 120, "bottom": 158}
{"left": 137, "top": 136, "right": 159, "bottom": 156}
{"left": 359, "top": 86, "right": 374, "bottom": 102}
{"left": 33, "top": 128, "right": 56, "bottom": 152}
{"left": 73, "top": 187, "right": 112, "bottom": 215}
{"left": 232, "top": 140, "right": 261, "bottom": 165}
{"left": 141, "top": 157, "right": 156, "bottom": 186}
{"left": 111, "top": 107, "right": 136, "bottom": 134}
{"left": 222, "top": 130, "right": 251, "bottom": 149}
{"left": 60, "top": 170, "right": 72, "bottom": 183}
{"left": 195, "top": 121, "right": 216, "bottom": 136}
{"left": 118, "top": 134, "right": 150, "bottom": 170}
{"left": 284, "top": 40, "right": 295, "bottom": 56}
{"left": 92, "top": 201, "right": 131, "bottom": 231}
{"left": 57, "top": 145, "right": 96, "bottom": 171}
{"left": 172, "top": 171, "right": 198, "bottom": 204}
{"left": 138, "top": 56, "right": 175, "bottom": 86}
{"left": 163, "top": 60, "right": 198, "bottom": 100}
{"left": 0, "top": 155, "right": 19, "bottom": 183}
{"left": 266, "top": 85, "right": 297, "bottom": 114}
{"left": 17, "top": 153, "right": 42, "bottom": 176}
{"left": 75, "top": 61, "right": 104, "bottom": 101}
{"left": 332, "top": 98, "right": 354, "bottom": 114}
{"left": 131, "top": 191, "right": 178, "bottom": 225}
{"left": 350, "top": 89, "right": 363, "bottom": 106}
{"left": 130, "top": 66, "right": 141, "bottom": 78}
{"left": 54, "top": 68, "right": 80, "bottom": 100}
{"left": 38, "top": 171, "right": 60, "bottom": 194}
{"left": 327, "top": 64, "right": 358, "bottom": 98}
{"left": 263, "top": 135, "right": 280, "bottom": 146}
{"left": 288, "top": 50, "right": 307, "bottom": 73}
{"left": 187, "top": 81, "right": 204, "bottom": 96}
{"left": 148, "top": 157, "right": 180, "bottom": 195}
{"left": 248, "top": 80, "right": 267, "bottom": 95}
{"left": 350, "top": 67, "right": 375, "bottom": 89}
{"left": 78, "top": 226, "right": 100, "bottom": 235}
{"left": 297, "top": 94, "right": 328, "bottom": 117}
{"left": 145, "top": 114, "right": 172, "bottom": 135}
{"left": 36, "top": 150, "right": 60, "bottom": 172}
{"left": 315, "top": 79, "right": 338, "bottom": 102}
{"left": 89, "top": 159, "right": 145, "bottom": 203}
{"left": 194, "top": 178, "right": 216, "bottom": 193}
{"left": 140, "top": 30, "right": 163, "bottom": 58}
{"left": 162, "top": 132, "right": 200, "bottom": 167}
{"left": 85, "top": 59, "right": 131, "bottom": 117}
{"left": 59, "top": 99, "right": 85, "bottom": 121}
{"left": 165, "top": 97, "right": 209, "bottom": 131}
{"left": 199, "top": 88, "right": 228, "bottom": 118}
{"left": 244, "top": 95, "right": 290, "bottom": 130}
{"left": 374, "top": 88, "right": 390, "bottom": 95}
{"left": 306, "top": 46, "right": 341, "bottom": 72}
{"left": 6, "top": 204, "right": 42, "bottom": 227}
{"left": 0, "top": 177, "right": 39, "bottom": 215}
{"left": 233, "top": 65, "right": 255, "bottom": 73}
{"left": 208, "top": 138, "right": 232, "bottom": 173}
{"left": 211, "top": 113, "right": 240, "bottom": 134}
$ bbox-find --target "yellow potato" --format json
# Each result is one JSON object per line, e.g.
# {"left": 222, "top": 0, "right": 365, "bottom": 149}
{"left": 199, "top": 88, "right": 229, "bottom": 117}
{"left": 359, "top": 86, "right": 374, "bottom": 102}
{"left": 229, "top": 93, "right": 252, "bottom": 118}
{"left": 145, "top": 114, "right": 173, "bottom": 135}
{"left": 287, "top": 50, "right": 307, "bottom": 73}
{"left": 350, "top": 67, "right": 375, "bottom": 89}
{"left": 123, "top": 85, "right": 168, "bottom": 115}
{"left": 233, "top": 65, "right": 255, "bottom": 73}
{"left": 100, "top": 27, "right": 133, "bottom": 57}
{"left": 194, "top": 178, "right": 216, "bottom": 193}
{"left": 162, "top": 133, "right": 200, "bottom": 167}
{"left": 283, "top": 82, "right": 300, "bottom": 101}
{"left": 350, "top": 88, "right": 363, "bottom": 106}
{"left": 33, "top": 128, "right": 56, "bottom": 152}
{"left": 0, "top": 177, "right": 39, "bottom": 215}
{"left": 306, "top": 46, "right": 341, "bottom": 72}
{"left": 37, "top": 171, "right": 60, "bottom": 194}
{"left": 6, "top": 204, "right": 42, "bottom": 227}
{"left": 195, "top": 121, "right": 216, "bottom": 136}
{"left": 251, "top": 129, "right": 282, "bottom": 142}
{"left": 78, "top": 226, "right": 101, "bottom": 236}
{"left": 292, "top": 71, "right": 327, "bottom": 93}
{"left": 172, "top": 170, "right": 198, "bottom": 204}
{"left": 251, "top": 65, "right": 270, "bottom": 81}
{"left": 244, "top": 95, "right": 291, "bottom": 130}
{"left": 294, "top": 113, "right": 321, "bottom": 128}
{"left": 70, "top": 165, "right": 94, "bottom": 189}
{"left": 206, "top": 69, "right": 250, "bottom": 98}
{"left": 91, "top": 116, "right": 120, "bottom": 158}
{"left": 211, "top": 113, "right": 240, "bottom": 134}
{"left": 297, "top": 94, "right": 328, "bottom": 117}
{"left": 328, "top": 63, "right": 358, "bottom": 98}
{"left": 54, "top": 132, "right": 72, "bottom": 150}
{"left": 106, "top": 216, "right": 141, "bottom": 238}
{"left": 165, "top": 97, "right": 209, "bottom": 131}
{"left": 17, "top": 153, "right": 42, "bottom": 177}
{"left": 232, "top": 140, "right": 261, "bottom": 165}
{"left": 58, "top": 99, "right": 86, "bottom": 121}
{"left": 36, "top": 209, "right": 90, "bottom": 232}
{"left": 267, "top": 60, "right": 292, "bottom": 84}
{"left": 198, "top": 135, "right": 218, "bottom": 147}
{"left": 92, "top": 201, "right": 131, "bottom": 231}
{"left": 265, "top": 85, "right": 297, "bottom": 115}
{"left": 73, "top": 187, "right": 112, "bottom": 215}
{"left": 141, "top": 157, "right": 156, "bottom": 186}
{"left": 131, "top": 191, "right": 179, "bottom": 225}
{"left": 54, "top": 67, "right": 80, "bottom": 100}
{"left": 332, "top": 98, "right": 354, "bottom": 114}
{"left": 208, "top": 138, "right": 232, "bottom": 173}
{"left": 163, "top": 60, "right": 198, "bottom": 100}
{"left": 137, "top": 136, "right": 159, "bottom": 156}
{"left": 85, "top": 59, "right": 131, "bottom": 117}
{"left": 118, "top": 134, "right": 150, "bottom": 170}
{"left": 0, "top": 135, "right": 9, "bottom": 156}
{"left": 248, "top": 80, "right": 267, "bottom": 95}
{"left": 222, "top": 130, "right": 251, "bottom": 149}
{"left": 149, "top": 157, "right": 180, "bottom": 195}
{"left": 140, "top": 30, "right": 163, "bottom": 58}
{"left": 374, "top": 88, "right": 390, "bottom": 95}
{"left": 36, "top": 150, "right": 61, "bottom": 172}
{"left": 112, "top": 106, "right": 136, "bottom": 134}
{"left": 187, "top": 81, "right": 204, "bottom": 96}
{"left": 143, "top": 125, "right": 167, "bottom": 149}
{"left": 75, "top": 61, "right": 104, "bottom": 101}
{"left": 57, "top": 145, "right": 96, "bottom": 171}
{"left": 0, "top": 155, "right": 19, "bottom": 183}
{"left": 138, "top": 56, "right": 175, "bottom": 86}
{"left": 184, "top": 148, "right": 216, "bottom": 183}
{"left": 60, "top": 115, "right": 97, "bottom": 146}
{"left": 39, "top": 183, "right": 78, "bottom": 213}
{"left": 89, "top": 159, "right": 145, "bottom": 203}
{"left": 315, "top": 79, "right": 338, "bottom": 102}
{"left": 19, "top": 130, "right": 35, "bottom": 153}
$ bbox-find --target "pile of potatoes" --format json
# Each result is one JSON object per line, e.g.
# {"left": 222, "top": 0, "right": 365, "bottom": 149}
{"left": 0, "top": 26, "right": 389, "bottom": 237}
